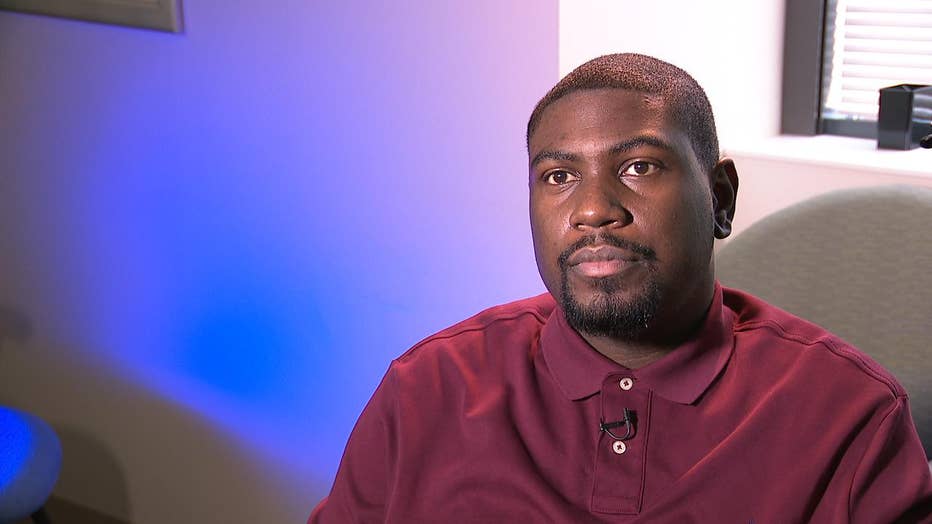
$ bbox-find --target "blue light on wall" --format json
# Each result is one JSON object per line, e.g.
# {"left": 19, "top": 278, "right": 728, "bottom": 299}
{"left": 0, "top": 0, "right": 558, "bottom": 517}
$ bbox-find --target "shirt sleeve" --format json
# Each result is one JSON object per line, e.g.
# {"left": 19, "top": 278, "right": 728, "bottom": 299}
{"left": 308, "top": 364, "right": 399, "bottom": 524}
{"left": 849, "top": 395, "right": 932, "bottom": 523}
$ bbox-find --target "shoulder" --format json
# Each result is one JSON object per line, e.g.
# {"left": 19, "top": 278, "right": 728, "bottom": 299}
{"left": 392, "top": 292, "right": 555, "bottom": 369}
{"left": 722, "top": 286, "right": 906, "bottom": 399}
{"left": 384, "top": 293, "right": 555, "bottom": 398}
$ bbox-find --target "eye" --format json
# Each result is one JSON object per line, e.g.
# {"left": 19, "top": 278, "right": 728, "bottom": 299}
{"left": 542, "top": 169, "right": 580, "bottom": 185}
{"left": 620, "top": 160, "right": 660, "bottom": 177}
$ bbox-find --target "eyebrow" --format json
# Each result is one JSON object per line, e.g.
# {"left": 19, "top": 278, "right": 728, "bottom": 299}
{"left": 530, "top": 135, "right": 676, "bottom": 168}
{"left": 610, "top": 135, "right": 676, "bottom": 156}
{"left": 529, "top": 150, "right": 578, "bottom": 168}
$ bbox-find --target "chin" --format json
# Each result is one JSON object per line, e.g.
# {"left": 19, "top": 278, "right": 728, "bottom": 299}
{"left": 560, "top": 276, "right": 661, "bottom": 340}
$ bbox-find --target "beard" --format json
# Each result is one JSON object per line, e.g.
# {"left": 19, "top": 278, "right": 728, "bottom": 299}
{"left": 558, "top": 235, "right": 661, "bottom": 340}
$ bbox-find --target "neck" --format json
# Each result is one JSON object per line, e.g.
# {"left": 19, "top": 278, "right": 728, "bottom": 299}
{"left": 580, "top": 333, "right": 676, "bottom": 369}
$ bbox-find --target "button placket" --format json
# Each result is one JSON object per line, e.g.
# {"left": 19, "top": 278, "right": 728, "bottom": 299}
{"left": 601, "top": 375, "right": 639, "bottom": 453}
{"left": 592, "top": 376, "right": 651, "bottom": 514}
{"left": 600, "top": 376, "right": 637, "bottom": 450}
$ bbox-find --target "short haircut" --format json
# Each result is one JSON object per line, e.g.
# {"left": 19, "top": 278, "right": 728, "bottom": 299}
{"left": 526, "top": 53, "right": 720, "bottom": 173}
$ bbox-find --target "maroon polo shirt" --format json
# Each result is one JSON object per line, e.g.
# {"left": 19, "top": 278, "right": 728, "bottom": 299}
{"left": 310, "top": 285, "right": 932, "bottom": 523}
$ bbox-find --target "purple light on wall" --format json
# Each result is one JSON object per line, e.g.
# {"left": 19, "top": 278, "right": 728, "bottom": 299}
{"left": 0, "top": 0, "right": 558, "bottom": 513}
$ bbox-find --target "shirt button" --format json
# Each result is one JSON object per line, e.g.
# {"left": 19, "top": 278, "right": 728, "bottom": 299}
{"left": 612, "top": 440, "right": 627, "bottom": 454}
{"left": 619, "top": 377, "right": 634, "bottom": 391}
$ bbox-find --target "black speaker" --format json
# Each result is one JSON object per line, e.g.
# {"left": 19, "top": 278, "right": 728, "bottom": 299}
{"left": 877, "top": 84, "right": 932, "bottom": 150}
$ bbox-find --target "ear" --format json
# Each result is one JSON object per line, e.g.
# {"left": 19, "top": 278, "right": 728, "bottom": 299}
{"left": 710, "top": 158, "right": 739, "bottom": 239}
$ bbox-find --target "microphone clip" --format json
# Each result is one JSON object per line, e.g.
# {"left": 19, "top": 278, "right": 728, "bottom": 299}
{"left": 599, "top": 408, "right": 637, "bottom": 441}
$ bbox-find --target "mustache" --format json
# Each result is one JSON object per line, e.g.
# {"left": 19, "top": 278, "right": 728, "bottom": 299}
{"left": 557, "top": 235, "right": 657, "bottom": 270}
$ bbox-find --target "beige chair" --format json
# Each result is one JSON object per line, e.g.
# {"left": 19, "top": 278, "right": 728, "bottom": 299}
{"left": 716, "top": 185, "right": 932, "bottom": 459}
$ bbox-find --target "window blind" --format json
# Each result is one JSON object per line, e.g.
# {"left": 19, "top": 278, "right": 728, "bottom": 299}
{"left": 821, "top": 0, "right": 932, "bottom": 128}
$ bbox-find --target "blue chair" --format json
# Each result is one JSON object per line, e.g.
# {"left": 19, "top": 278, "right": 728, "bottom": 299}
{"left": 0, "top": 406, "right": 61, "bottom": 524}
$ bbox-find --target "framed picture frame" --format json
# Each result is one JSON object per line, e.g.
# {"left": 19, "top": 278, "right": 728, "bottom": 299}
{"left": 0, "top": 0, "right": 182, "bottom": 33}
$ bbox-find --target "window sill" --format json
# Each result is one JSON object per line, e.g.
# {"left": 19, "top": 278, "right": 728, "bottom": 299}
{"left": 725, "top": 134, "right": 931, "bottom": 180}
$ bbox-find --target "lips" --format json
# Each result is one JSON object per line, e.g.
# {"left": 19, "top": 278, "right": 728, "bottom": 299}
{"left": 566, "top": 245, "right": 644, "bottom": 279}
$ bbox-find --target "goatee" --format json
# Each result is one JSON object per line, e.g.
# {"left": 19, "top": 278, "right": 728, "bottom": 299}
{"left": 558, "top": 235, "right": 660, "bottom": 340}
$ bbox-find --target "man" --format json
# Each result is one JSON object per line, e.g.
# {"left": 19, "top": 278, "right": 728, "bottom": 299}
{"left": 310, "top": 54, "right": 932, "bottom": 522}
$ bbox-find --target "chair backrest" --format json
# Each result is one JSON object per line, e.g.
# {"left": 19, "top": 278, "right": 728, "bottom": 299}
{"left": 716, "top": 185, "right": 932, "bottom": 457}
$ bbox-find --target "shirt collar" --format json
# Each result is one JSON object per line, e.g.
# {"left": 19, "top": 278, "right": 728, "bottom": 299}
{"left": 540, "top": 283, "right": 735, "bottom": 405}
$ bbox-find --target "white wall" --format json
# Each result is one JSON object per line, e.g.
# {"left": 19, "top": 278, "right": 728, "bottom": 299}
{"left": 558, "top": 0, "right": 932, "bottom": 238}
{"left": 559, "top": 0, "right": 786, "bottom": 147}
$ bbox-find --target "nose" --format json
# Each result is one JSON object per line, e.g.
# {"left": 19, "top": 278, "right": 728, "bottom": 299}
{"left": 569, "top": 178, "right": 632, "bottom": 231}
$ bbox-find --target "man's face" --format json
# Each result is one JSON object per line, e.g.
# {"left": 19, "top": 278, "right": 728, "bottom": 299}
{"left": 528, "top": 88, "right": 718, "bottom": 341}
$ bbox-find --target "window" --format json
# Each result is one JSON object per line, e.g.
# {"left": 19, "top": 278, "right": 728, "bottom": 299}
{"left": 782, "top": 0, "right": 932, "bottom": 138}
